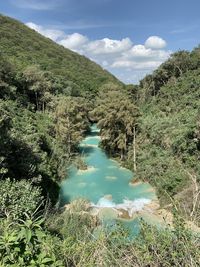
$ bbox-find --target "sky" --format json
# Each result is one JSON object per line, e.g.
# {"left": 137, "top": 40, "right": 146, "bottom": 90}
{"left": 0, "top": 0, "right": 199, "bottom": 84}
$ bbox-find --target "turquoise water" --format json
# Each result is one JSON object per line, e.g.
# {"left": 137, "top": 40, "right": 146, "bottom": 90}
{"left": 60, "top": 124, "right": 156, "bottom": 214}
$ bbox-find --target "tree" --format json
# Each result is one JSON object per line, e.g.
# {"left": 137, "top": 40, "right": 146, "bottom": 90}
{"left": 50, "top": 96, "right": 90, "bottom": 178}
{"left": 21, "top": 65, "right": 52, "bottom": 112}
{"left": 0, "top": 54, "right": 17, "bottom": 100}
{"left": 91, "top": 83, "right": 140, "bottom": 160}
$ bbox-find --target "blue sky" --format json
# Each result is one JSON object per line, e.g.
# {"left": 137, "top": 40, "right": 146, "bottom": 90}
{"left": 0, "top": 0, "right": 199, "bottom": 84}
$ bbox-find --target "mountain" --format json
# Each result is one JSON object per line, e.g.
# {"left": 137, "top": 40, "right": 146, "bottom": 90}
{"left": 0, "top": 14, "right": 121, "bottom": 93}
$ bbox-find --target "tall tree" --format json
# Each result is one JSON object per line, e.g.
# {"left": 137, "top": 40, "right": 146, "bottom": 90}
{"left": 91, "top": 83, "right": 140, "bottom": 160}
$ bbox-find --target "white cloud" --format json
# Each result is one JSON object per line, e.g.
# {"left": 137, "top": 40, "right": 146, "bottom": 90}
{"left": 26, "top": 22, "right": 171, "bottom": 84}
{"left": 59, "top": 33, "right": 88, "bottom": 50}
{"left": 145, "top": 36, "right": 166, "bottom": 49}
{"left": 118, "top": 44, "right": 170, "bottom": 64}
{"left": 127, "top": 45, "right": 153, "bottom": 58}
{"left": 85, "top": 37, "right": 132, "bottom": 55}
{"left": 26, "top": 22, "right": 65, "bottom": 41}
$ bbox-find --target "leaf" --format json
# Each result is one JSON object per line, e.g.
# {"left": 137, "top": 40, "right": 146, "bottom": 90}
{"left": 41, "top": 257, "right": 53, "bottom": 264}
{"left": 26, "top": 229, "right": 32, "bottom": 243}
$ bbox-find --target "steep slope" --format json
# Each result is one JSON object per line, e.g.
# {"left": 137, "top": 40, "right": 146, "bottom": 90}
{"left": 129, "top": 48, "right": 200, "bottom": 224}
{"left": 0, "top": 14, "right": 121, "bottom": 93}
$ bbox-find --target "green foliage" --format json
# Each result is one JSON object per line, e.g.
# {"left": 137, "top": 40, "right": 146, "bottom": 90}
{"left": 0, "top": 12, "right": 200, "bottom": 266}
{"left": 125, "top": 47, "right": 200, "bottom": 224}
{"left": 134, "top": 218, "right": 200, "bottom": 267}
{"left": 47, "top": 199, "right": 97, "bottom": 242}
{"left": 0, "top": 14, "right": 121, "bottom": 95}
{"left": 47, "top": 213, "right": 200, "bottom": 267}
{"left": 0, "top": 179, "right": 43, "bottom": 220}
{"left": 0, "top": 216, "right": 63, "bottom": 266}
{"left": 0, "top": 58, "right": 91, "bottom": 204}
{"left": 0, "top": 54, "right": 17, "bottom": 100}
{"left": 53, "top": 96, "right": 90, "bottom": 158}
{"left": 91, "top": 83, "right": 139, "bottom": 159}
{"left": 0, "top": 200, "right": 199, "bottom": 267}
{"left": 20, "top": 65, "right": 52, "bottom": 112}
{"left": 139, "top": 50, "right": 196, "bottom": 100}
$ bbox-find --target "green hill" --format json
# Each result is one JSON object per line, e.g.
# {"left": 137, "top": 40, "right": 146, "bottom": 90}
{"left": 130, "top": 47, "right": 200, "bottom": 222}
{"left": 0, "top": 14, "right": 124, "bottom": 201}
{"left": 0, "top": 14, "right": 121, "bottom": 93}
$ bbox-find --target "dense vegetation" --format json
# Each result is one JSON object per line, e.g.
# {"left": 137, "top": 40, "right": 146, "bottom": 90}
{"left": 1, "top": 200, "right": 199, "bottom": 266}
{"left": 0, "top": 14, "right": 199, "bottom": 266}
{"left": 133, "top": 47, "right": 200, "bottom": 224}
{"left": 0, "top": 58, "right": 92, "bottom": 203}
{"left": 0, "top": 14, "right": 121, "bottom": 95}
{"left": 91, "top": 83, "right": 139, "bottom": 162}
{"left": 94, "top": 47, "right": 200, "bottom": 226}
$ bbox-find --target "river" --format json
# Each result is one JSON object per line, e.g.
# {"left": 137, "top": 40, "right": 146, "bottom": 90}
{"left": 60, "top": 124, "right": 157, "bottom": 232}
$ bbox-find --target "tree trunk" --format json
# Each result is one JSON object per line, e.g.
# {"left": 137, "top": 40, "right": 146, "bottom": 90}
{"left": 35, "top": 91, "right": 39, "bottom": 111}
{"left": 120, "top": 150, "right": 123, "bottom": 160}
{"left": 133, "top": 125, "right": 136, "bottom": 172}
{"left": 68, "top": 135, "right": 71, "bottom": 158}
{"left": 42, "top": 101, "right": 45, "bottom": 113}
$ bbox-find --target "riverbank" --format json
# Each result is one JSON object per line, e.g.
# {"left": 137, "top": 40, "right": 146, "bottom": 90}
{"left": 64, "top": 197, "right": 200, "bottom": 233}
{"left": 61, "top": 124, "right": 200, "bottom": 234}
{"left": 63, "top": 185, "right": 200, "bottom": 233}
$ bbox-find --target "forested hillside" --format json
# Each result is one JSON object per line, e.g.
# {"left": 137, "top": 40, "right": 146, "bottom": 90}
{"left": 0, "top": 14, "right": 120, "bottom": 94}
{"left": 94, "top": 47, "right": 200, "bottom": 226}
{"left": 134, "top": 48, "right": 200, "bottom": 223}
{"left": 0, "top": 13, "right": 122, "bottom": 204}
{"left": 0, "top": 14, "right": 199, "bottom": 266}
